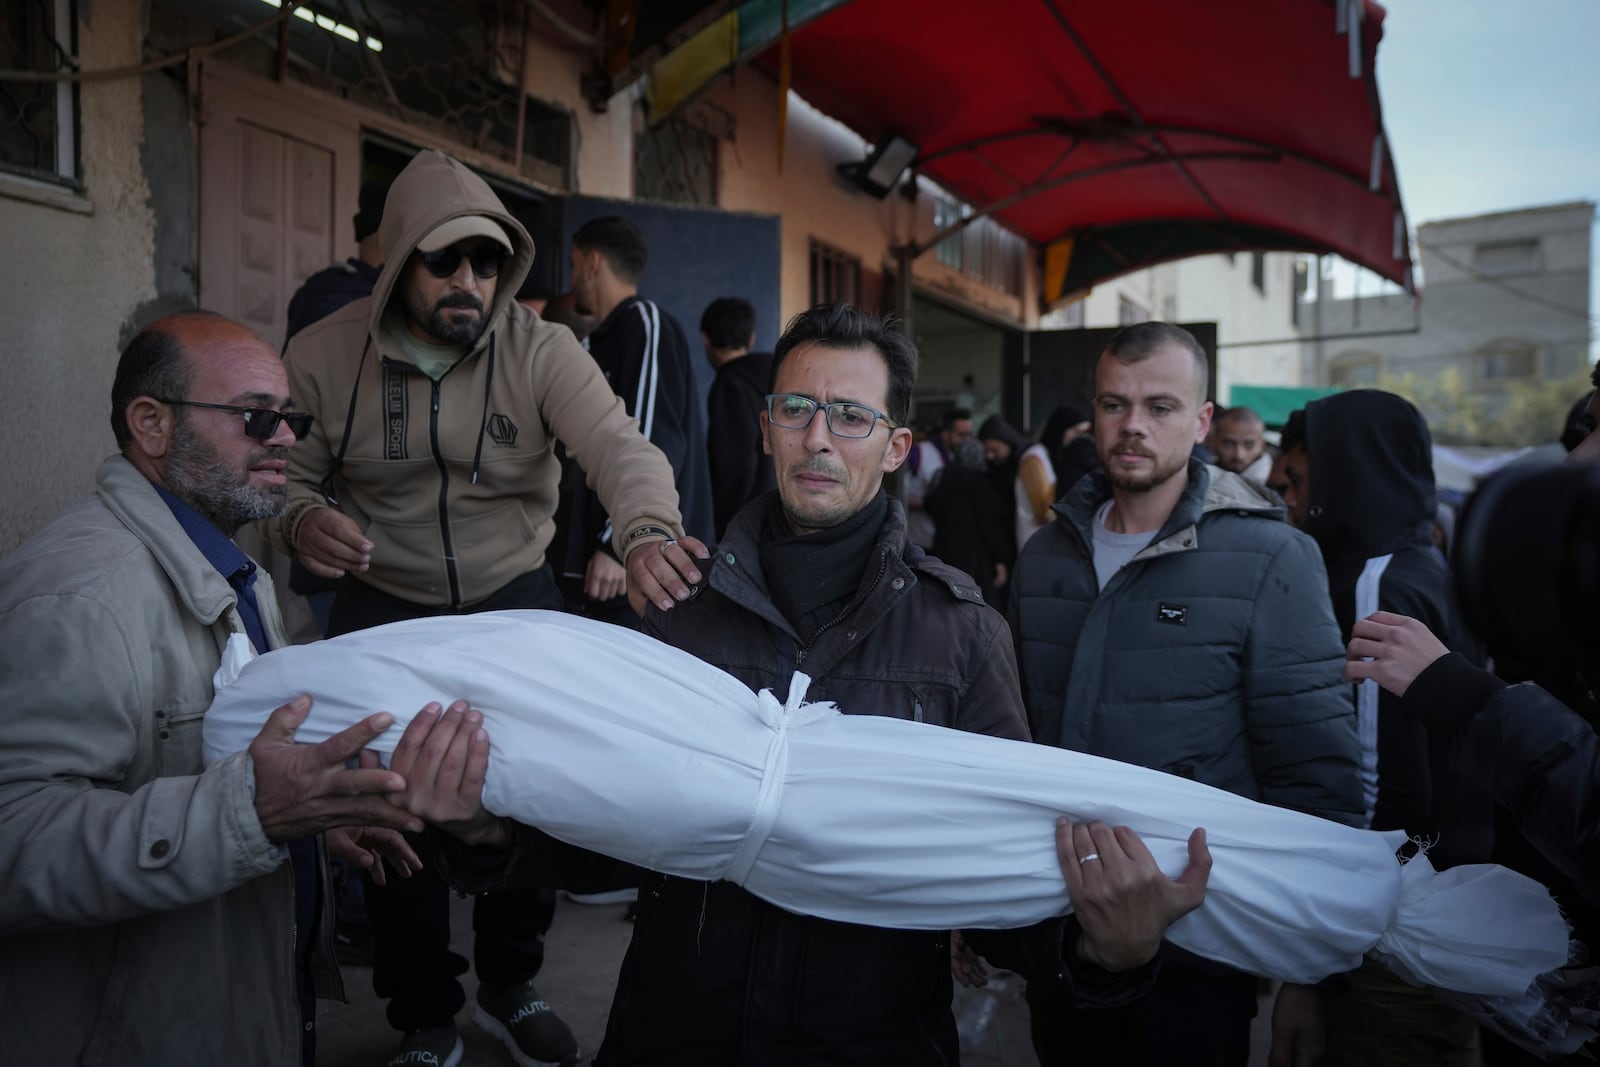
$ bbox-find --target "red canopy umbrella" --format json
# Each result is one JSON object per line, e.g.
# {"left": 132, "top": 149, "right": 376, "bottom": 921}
{"left": 756, "top": 0, "right": 1412, "bottom": 300}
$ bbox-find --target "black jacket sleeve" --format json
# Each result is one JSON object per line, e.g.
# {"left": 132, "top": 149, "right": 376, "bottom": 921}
{"left": 1402, "top": 654, "right": 1600, "bottom": 905}
{"left": 965, "top": 918, "right": 1161, "bottom": 1010}
{"left": 1368, "top": 579, "right": 1441, "bottom": 835}
{"left": 589, "top": 303, "right": 714, "bottom": 548}
{"left": 705, "top": 370, "right": 766, "bottom": 539}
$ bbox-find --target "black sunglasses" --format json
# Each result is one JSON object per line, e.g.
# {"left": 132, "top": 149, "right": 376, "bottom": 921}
{"left": 418, "top": 244, "right": 504, "bottom": 281}
{"left": 156, "top": 399, "right": 314, "bottom": 441}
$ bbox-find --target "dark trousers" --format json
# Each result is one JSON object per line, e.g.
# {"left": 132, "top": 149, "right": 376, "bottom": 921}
{"left": 1029, "top": 960, "right": 1258, "bottom": 1067}
{"left": 328, "top": 568, "right": 562, "bottom": 1032}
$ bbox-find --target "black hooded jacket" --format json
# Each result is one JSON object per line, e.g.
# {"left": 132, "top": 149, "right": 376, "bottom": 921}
{"left": 1301, "top": 390, "right": 1491, "bottom": 867}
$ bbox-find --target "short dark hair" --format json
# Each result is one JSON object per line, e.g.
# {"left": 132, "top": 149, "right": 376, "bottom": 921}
{"left": 1102, "top": 321, "right": 1210, "bottom": 403}
{"left": 701, "top": 297, "right": 756, "bottom": 350}
{"left": 1280, "top": 409, "right": 1308, "bottom": 454}
{"left": 770, "top": 304, "right": 918, "bottom": 426}
{"left": 110, "top": 313, "right": 215, "bottom": 450}
{"left": 1215, "top": 405, "right": 1263, "bottom": 429}
{"left": 353, "top": 178, "right": 391, "bottom": 242}
{"left": 941, "top": 407, "right": 973, "bottom": 430}
{"left": 572, "top": 215, "right": 648, "bottom": 283}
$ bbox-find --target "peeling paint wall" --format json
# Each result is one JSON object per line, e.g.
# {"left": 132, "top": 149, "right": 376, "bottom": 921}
{"left": 0, "top": 3, "right": 159, "bottom": 553}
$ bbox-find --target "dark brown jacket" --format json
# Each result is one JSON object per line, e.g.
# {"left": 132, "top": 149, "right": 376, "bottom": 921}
{"left": 589, "top": 495, "right": 1103, "bottom": 1066}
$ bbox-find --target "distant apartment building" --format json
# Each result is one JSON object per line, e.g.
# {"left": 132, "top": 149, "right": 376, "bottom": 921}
{"left": 1301, "top": 201, "right": 1594, "bottom": 394}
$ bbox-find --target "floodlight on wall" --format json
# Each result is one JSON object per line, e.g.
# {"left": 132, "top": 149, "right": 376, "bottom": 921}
{"left": 839, "top": 134, "right": 919, "bottom": 199}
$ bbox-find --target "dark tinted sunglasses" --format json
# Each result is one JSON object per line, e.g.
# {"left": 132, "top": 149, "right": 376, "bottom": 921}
{"left": 418, "top": 244, "right": 504, "bottom": 280}
{"left": 157, "top": 399, "right": 314, "bottom": 441}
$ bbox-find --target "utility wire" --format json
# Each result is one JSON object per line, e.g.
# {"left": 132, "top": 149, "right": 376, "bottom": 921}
{"left": 1416, "top": 238, "right": 1597, "bottom": 327}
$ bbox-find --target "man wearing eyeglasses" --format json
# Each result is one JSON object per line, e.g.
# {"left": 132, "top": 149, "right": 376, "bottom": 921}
{"left": 0, "top": 311, "right": 433, "bottom": 1065}
{"left": 404, "top": 304, "right": 1212, "bottom": 1066}
{"left": 275, "top": 149, "right": 702, "bottom": 1067}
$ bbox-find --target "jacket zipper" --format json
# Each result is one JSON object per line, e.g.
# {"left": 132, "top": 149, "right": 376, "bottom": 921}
{"left": 429, "top": 378, "right": 462, "bottom": 607}
{"left": 794, "top": 548, "right": 890, "bottom": 668}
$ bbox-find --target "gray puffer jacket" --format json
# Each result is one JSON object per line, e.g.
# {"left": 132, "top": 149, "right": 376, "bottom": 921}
{"left": 1011, "top": 459, "right": 1363, "bottom": 826}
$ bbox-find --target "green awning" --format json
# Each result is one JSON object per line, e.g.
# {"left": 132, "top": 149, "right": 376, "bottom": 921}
{"left": 1225, "top": 385, "right": 1339, "bottom": 428}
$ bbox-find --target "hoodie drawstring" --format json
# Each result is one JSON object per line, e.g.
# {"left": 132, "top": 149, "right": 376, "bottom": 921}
{"left": 319, "top": 334, "right": 372, "bottom": 506}
{"left": 470, "top": 332, "right": 495, "bottom": 485}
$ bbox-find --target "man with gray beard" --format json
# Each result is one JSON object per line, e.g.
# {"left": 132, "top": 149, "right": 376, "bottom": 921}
{"left": 0, "top": 311, "right": 428, "bottom": 1065}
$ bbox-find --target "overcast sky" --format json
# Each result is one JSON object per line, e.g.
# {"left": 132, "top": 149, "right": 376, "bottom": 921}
{"left": 1342, "top": 0, "right": 1598, "bottom": 346}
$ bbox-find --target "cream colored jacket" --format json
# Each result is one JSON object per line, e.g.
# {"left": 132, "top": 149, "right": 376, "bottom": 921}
{"left": 0, "top": 456, "right": 321, "bottom": 1065}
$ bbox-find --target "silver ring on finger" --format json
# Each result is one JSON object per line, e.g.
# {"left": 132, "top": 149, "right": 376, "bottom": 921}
{"left": 1079, "top": 853, "right": 1100, "bottom": 863}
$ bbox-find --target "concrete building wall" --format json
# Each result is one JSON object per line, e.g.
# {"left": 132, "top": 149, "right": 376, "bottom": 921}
{"left": 1304, "top": 201, "right": 1593, "bottom": 390}
{"left": 714, "top": 81, "right": 1032, "bottom": 330}
{"left": 1174, "top": 254, "right": 1304, "bottom": 404}
{"left": 714, "top": 84, "right": 900, "bottom": 325}
{"left": 0, "top": 4, "right": 159, "bottom": 553}
{"left": 520, "top": 33, "right": 635, "bottom": 200}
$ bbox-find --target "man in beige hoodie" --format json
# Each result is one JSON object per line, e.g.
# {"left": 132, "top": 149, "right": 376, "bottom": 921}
{"left": 277, "top": 149, "right": 706, "bottom": 1067}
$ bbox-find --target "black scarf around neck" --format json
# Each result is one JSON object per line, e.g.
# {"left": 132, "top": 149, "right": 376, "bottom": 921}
{"left": 759, "top": 490, "right": 889, "bottom": 644}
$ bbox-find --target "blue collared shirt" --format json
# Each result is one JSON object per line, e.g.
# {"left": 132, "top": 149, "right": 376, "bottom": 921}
{"left": 153, "top": 485, "right": 271, "bottom": 653}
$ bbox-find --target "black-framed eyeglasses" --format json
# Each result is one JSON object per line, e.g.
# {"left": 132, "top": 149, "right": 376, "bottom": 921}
{"left": 418, "top": 244, "right": 504, "bottom": 281}
{"left": 765, "top": 393, "right": 897, "bottom": 439}
{"left": 156, "top": 399, "right": 314, "bottom": 441}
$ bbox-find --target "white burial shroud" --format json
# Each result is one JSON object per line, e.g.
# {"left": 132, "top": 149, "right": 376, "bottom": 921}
{"left": 203, "top": 610, "right": 1568, "bottom": 999}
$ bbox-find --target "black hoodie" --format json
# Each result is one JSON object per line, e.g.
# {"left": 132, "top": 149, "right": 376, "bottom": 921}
{"left": 1302, "top": 390, "right": 1492, "bottom": 868}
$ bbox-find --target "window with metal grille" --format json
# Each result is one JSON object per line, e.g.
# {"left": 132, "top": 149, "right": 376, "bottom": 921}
{"left": 810, "top": 239, "right": 861, "bottom": 306}
{"left": 636, "top": 114, "right": 716, "bottom": 206}
{"left": 1, "top": 0, "right": 79, "bottom": 186}
{"left": 150, "top": 0, "right": 572, "bottom": 188}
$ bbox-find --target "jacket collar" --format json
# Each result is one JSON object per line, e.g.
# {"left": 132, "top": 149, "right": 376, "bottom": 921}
{"left": 589, "top": 293, "right": 646, "bottom": 344}
{"left": 95, "top": 455, "right": 247, "bottom": 628}
{"left": 1054, "top": 457, "right": 1283, "bottom": 560}
{"left": 711, "top": 492, "right": 933, "bottom": 658}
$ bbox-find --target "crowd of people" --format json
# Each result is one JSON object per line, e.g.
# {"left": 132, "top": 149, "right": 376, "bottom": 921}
{"left": 0, "top": 145, "right": 1595, "bottom": 1067}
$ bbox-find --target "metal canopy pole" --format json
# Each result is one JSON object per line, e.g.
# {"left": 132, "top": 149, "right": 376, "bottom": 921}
{"left": 894, "top": 243, "right": 915, "bottom": 334}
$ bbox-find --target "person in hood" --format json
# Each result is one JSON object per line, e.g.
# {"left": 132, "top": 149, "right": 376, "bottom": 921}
{"left": 1010, "top": 322, "right": 1362, "bottom": 1067}
{"left": 275, "top": 149, "right": 705, "bottom": 1067}
{"left": 1278, "top": 390, "right": 1490, "bottom": 1066}
{"left": 926, "top": 436, "right": 1014, "bottom": 606}
{"left": 699, "top": 296, "right": 776, "bottom": 540}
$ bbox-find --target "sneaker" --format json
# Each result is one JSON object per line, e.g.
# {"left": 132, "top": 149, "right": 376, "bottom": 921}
{"left": 470, "top": 979, "right": 581, "bottom": 1067}
{"left": 559, "top": 887, "right": 638, "bottom": 906}
{"left": 386, "top": 1024, "right": 463, "bottom": 1067}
